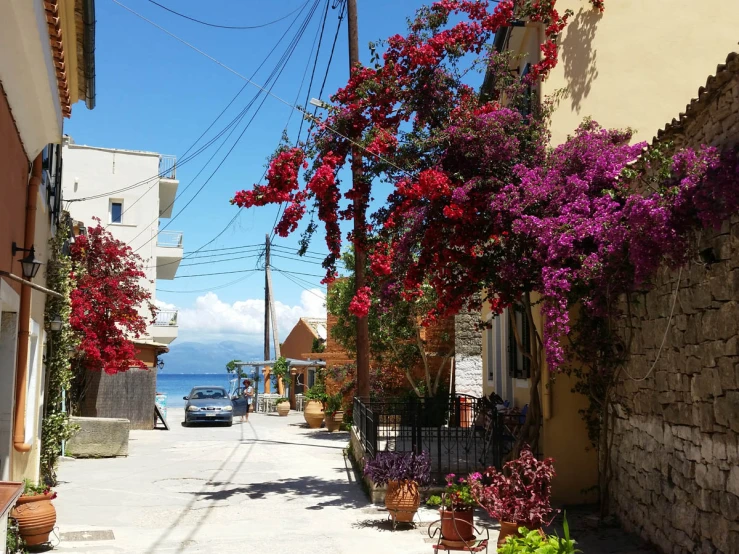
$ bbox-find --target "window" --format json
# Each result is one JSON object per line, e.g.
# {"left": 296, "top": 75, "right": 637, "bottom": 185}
{"left": 507, "top": 304, "right": 531, "bottom": 379}
{"left": 519, "top": 63, "right": 534, "bottom": 117}
{"left": 111, "top": 201, "right": 123, "bottom": 223}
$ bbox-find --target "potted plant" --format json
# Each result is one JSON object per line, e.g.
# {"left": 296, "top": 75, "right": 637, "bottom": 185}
{"left": 324, "top": 393, "right": 344, "bottom": 432}
{"left": 497, "top": 514, "right": 580, "bottom": 553}
{"left": 303, "top": 385, "right": 327, "bottom": 429}
{"left": 364, "top": 451, "right": 431, "bottom": 524}
{"left": 427, "top": 473, "right": 477, "bottom": 546}
{"left": 11, "top": 480, "right": 57, "bottom": 547}
{"left": 469, "top": 448, "right": 557, "bottom": 547}
{"left": 275, "top": 397, "right": 290, "bottom": 416}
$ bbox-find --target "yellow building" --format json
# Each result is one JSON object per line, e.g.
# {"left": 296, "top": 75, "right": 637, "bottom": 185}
{"left": 483, "top": 0, "right": 739, "bottom": 505}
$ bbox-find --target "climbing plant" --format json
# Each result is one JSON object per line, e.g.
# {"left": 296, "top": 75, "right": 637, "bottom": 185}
{"left": 40, "top": 218, "right": 79, "bottom": 485}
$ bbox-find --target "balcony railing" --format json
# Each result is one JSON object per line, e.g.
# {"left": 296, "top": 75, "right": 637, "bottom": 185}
{"left": 159, "top": 155, "right": 177, "bottom": 180}
{"left": 157, "top": 231, "right": 183, "bottom": 248}
{"left": 154, "top": 310, "right": 178, "bottom": 327}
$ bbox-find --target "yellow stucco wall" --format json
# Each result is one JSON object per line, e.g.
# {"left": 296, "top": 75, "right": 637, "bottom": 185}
{"left": 542, "top": 0, "right": 739, "bottom": 145}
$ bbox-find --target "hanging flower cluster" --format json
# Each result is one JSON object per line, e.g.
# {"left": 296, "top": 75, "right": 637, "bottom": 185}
{"left": 232, "top": 0, "right": 574, "bottom": 289}
{"left": 69, "top": 221, "right": 155, "bottom": 374}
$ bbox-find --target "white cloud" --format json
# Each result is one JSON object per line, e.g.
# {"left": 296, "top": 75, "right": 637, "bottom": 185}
{"left": 155, "top": 299, "right": 177, "bottom": 311}
{"left": 172, "top": 289, "right": 326, "bottom": 344}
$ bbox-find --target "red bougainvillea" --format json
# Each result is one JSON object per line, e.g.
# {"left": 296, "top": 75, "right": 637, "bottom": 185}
{"left": 69, "top": 221, "right": 154, "bottom": 374}
{"left": 232, "top": 0, "right": 574, "bottom": 290}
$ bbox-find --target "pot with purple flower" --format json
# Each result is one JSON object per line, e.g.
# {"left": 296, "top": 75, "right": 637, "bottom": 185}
{"left": 364, "top": 451, "right": 430, "bottom": 526}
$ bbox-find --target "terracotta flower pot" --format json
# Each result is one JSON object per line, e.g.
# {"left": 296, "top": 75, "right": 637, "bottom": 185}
{"left": 385, "top": 480, "right": 419, "bottom": 523}
{"left": 497, "top": 521, "right": 521, "bottom": 547}
{"left": 11, "top": 494, "right": 57, "bottom": 546}
{"left": 276, "top": 401, "right": 290, "bottom": 416}
{"left": 303, "top": 400, "right": 325, "bottom": 428}
{"left": 440, "top": 507, "right": 475, "bottom": 544}
{"left": 324, "top": 410, "right": 343, "bottom": 432}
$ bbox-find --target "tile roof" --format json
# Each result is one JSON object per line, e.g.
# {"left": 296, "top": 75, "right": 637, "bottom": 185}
{"left": 655, "top": 51, "right": 739, "bottom": 143}
{"left": 44, "top": 0, "right": 72, "bottom": 118}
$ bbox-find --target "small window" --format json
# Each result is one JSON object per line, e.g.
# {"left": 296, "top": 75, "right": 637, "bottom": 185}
{"left": 111, "top": 201, "right": 123, "bottom": 223}
{"left": 507, "top": 304, "right": 531, "bottom": 379}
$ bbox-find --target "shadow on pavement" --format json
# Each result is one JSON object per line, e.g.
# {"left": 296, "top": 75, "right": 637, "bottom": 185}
{"left": 191, "top": 475, "right": 368, "bottom": 509}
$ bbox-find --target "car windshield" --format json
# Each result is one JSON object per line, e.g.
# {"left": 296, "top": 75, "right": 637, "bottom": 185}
{"left": 189, "top": 389, "right": 227, "bottom": 400}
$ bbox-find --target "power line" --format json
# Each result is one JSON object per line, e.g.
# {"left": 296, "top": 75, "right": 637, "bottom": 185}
{"left": 111, "top": 0, "right": 414, "bottom": 178}
{"left": 73, "top": 0, "right": 315, "bottom": 207}
{"left": 271, "top": 266, "right": 327, "bottom": 278}
{"left": 271, "top": 244, "right": 329, "bottom": 259}
{"left": 132, "top": 0, "right": 323, "bottom": 254}
{"left": 270, "top": 253, "right": 325, "bottom": 265}
{"left": 177, "top": 253, "right": 261, "bottom": 268}
{"left": 174, "top": 268, "right": 260, "bottom": 279}
{"left": 297, "top": 0, "right": 330, "bottom": 142}
{"left": 274, "top": 268, "right": 327, "bottom": 300}
{"left": 147, "top": 0, "right": 309, "bottom": 30}
{"left": 158, "top": 272, "right": 257, "bottom": 293}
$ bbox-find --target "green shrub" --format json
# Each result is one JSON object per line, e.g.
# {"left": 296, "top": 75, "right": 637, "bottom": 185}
{"left": 498, "top": 515, "right": 580, "bottom": 554}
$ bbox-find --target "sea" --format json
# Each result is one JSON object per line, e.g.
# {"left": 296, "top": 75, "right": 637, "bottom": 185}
{"left": 157, "top": 373, "right": 266, "bottom": 408}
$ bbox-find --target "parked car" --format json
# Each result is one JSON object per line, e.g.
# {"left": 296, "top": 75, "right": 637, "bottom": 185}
{"left": 183, "top": 386, "right": 234, "bottom": 426}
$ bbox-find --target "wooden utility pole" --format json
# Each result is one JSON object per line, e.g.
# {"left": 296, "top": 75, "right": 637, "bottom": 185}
{"left": 264, "top": 234, "right": 271, "bottom": 361}
{"left": 347, "top": 0, "right": 370, "bottom": 401}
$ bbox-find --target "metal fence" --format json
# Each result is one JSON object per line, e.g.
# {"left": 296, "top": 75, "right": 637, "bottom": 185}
{"left": 159, "top": 155, "right": 177, "bottom": 179}
{"left": 157, "top": 231, "right": 183, "bottom": 248}
{"left": 154, "top": 309, "right": 178, "bottom": 326}
{"left": 353, "top": 395, "right": 512, "bottom": 483}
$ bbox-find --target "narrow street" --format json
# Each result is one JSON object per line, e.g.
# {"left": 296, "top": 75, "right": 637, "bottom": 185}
{"left": 52, "top": 412, "right": 437, "bottom": 553}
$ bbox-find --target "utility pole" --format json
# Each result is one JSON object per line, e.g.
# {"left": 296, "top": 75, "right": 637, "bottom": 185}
{"left": 264, "top": 234, "right": 271, "bottom": 361}
{"left": 347, "top": 0, "right": 370, "bottom": 401}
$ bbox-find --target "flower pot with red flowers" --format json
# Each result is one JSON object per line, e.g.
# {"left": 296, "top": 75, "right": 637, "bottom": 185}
{"left": 364, "top": 451, "right": 431, "bottom": 526}
{"left": 469, "top": 448, "right": 557, "bottom": 547}
{"left": 427, "top": 473, "right": 478, "bottom": 546}
{"left": 11, "top": 481, "right": 58, "bottom": 547}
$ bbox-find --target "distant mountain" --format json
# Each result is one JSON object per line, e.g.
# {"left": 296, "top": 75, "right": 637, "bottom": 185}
{"left": 159, "top": 340, "right": 263, "bottom": 374}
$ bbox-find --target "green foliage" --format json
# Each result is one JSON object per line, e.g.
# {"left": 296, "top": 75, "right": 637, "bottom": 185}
{"left": 22, "top": 479, "right": 51, "bottom": 496}
{"left": 271, "top": 357, "right": 290, "bottom": 390}
{"left": 40, "top": 217, "right": 78, "bottom": 486}
{"left": 304, "top": 368, "right": 328, "bottom": 402}
{"left": 311, "top": 337, "right": 325, "bottom": 353}
{"left": 498, "top": 515, "right": 580, "bottom": 554}
{"left": 274, "top": 397, "right": 290, "bottom": 404}
{"left": 225, "top": 360, "right": 238, "bottom": 373}
{"left": 6, "top": 516, "right": 25, "bottom": 553}
{"left": 324, "top": 392, "right": 343, "bottom": 416}
{"left": 326, "top": 249, "right": 452, "bottom": 397}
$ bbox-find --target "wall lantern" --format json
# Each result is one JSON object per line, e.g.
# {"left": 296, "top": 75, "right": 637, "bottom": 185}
{"left": 49, "top": 314, "right": 64, "bottom": 332}
{"left": 11, "top": 242, "right": 42, "bottom": 280}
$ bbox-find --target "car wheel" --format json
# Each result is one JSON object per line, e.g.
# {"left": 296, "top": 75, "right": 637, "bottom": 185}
{"left": 183, "top": 419, "right": 189, "bottom": 427}
{"left": 226, "top": 419, "right": 233, "bottom": 427}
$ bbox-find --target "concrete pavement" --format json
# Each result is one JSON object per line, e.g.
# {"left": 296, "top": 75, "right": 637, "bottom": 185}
{"left": 51, "top": 411, "right": 440, "bottom": 553}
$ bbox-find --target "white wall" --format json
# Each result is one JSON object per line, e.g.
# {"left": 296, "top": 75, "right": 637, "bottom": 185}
{"left": 61, "top": 143, "right": 162, "bottom": 340}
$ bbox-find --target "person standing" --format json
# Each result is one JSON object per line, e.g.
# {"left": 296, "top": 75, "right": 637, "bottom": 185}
{"left": 241, "top": 379, "right": 254, "bottom": 422}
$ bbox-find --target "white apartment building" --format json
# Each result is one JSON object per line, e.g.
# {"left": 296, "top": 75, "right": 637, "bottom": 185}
{"left": 61, "top": 136, "right": 183, "bottom": 346}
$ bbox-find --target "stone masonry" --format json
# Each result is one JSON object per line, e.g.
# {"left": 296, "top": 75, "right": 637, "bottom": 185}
{"left": 610, "top": 53, "right": 739, "bottom": 554}
{"left": 454, "top": 311, "right": 483, "bottom": 397}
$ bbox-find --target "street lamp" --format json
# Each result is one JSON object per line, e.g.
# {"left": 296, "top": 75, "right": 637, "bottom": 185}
{"left": 309, "top": 98, "right": 330, "bottom": 109}
{"left": 11, "top": 242, "right": 42, "bottom": 280}
{"left": 49, "top": 314, "right": 64, "bottom": 332}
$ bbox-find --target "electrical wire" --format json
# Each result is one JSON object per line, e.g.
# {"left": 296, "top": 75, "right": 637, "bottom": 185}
{"left": 158, "top": 272, "right": 257, "bottom": 293}
{"left": 178, "top": 253, "right": 262, "bottom": 268}
{"left": 271, "top": 266, "right": 327, "bottom": 278}
{"left": 274, "top": 268, "right": 327, "bottom": 300}
{"left": 111, "top": 0, "right": 415, "bottom": 178}
{"left": 174, "top": 268, "right": 260, "bottom": 279}
{"left": 269, "top": 0, "right": 345, "bottom": 242}
{"left": 73, "top": 0, "right": 314, "bottom": 206}
{"left": 147, "top": 0, "right": 309, "bottom": 30}
{"left": 132, "top": 0, "right": 323, "bottom": 255}
{"left": 270, "top": 253, "right": 325, "bottom": 265}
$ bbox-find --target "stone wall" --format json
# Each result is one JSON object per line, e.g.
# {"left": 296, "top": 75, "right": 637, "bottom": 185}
{"left": 609, "top": 55, "right": 739, "bottom": 554}
{"left": 454, "top": 312, "right": 483, "bottom": 397}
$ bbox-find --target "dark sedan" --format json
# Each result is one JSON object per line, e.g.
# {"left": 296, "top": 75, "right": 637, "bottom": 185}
{"left": 183, "top": 386, "right": 234, "bottom": 426}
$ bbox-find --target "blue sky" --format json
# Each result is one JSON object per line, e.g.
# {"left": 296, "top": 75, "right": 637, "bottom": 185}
{"left": 63, "top": 0, "right": 440, "bottom": 346}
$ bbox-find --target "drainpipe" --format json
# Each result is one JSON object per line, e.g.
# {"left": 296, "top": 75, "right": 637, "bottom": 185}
{"left": 13, "top": 154, "right": 42, "bottom": 452}
{"left": 82, "top": 0, "right": 96, "bottom": 110}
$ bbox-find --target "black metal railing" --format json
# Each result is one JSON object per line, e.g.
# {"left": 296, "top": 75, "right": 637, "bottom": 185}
{"left": 353, "top": 394, "right": 513, "bottom": 483}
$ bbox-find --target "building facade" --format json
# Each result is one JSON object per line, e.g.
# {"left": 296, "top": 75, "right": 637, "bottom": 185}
{"left": 61, "top": 139, "right": 183, "bottom": 348}
{"left": 0, "top": 0, "right": 96, "bottom": 546}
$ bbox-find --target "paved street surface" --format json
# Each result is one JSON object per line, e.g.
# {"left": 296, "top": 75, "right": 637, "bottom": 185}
{"left": 52, "top": 412, "right": 439, "bottom": 553}
{"left": 51, "top": 411, "right": 657, "bottom": 553}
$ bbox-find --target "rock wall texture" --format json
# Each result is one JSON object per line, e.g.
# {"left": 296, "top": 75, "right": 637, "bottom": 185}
{"left": 610, "top": 54, "right": 739, "bottom": 554}
{"left": 454, "top": 312, "right": 483, "bottom": 397}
